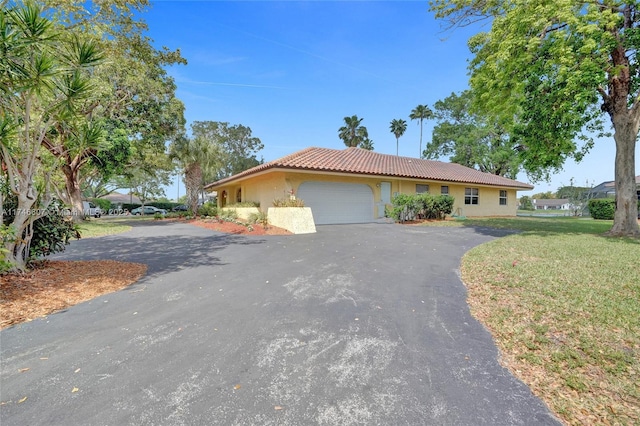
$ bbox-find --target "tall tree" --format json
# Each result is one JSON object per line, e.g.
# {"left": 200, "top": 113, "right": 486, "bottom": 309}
{"left": 425, "top": 90, "right": 521, "bottom": 178}
{"left": 389, "top": 119, "right": 407, "bottom": 156}
{"left": 409, "top": 105, "right": 434, "bottom": 158}
{"left": 209, "top": 122, "right": 263, "bottom": 180}
{"left": 36, "top": 0, "right": 186, "bottom": 221}
{"left": 169, "top": 129, "right": 219, "bottom": 214}
{"left": 359, "top": 134, "right": 375, "bottom": 151}
{"left": 338, "top": 115, "right": 371, "bottom": 148}
{"left": 430, "top": 0, "right": 640, "bottom": 237}
{"left": 0, "top": 2, "right": 102, "bottom": 270}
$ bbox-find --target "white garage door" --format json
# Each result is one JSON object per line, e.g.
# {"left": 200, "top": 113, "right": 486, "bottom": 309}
{"left": 297, "top": 181, "right": 374, "bottom": 225}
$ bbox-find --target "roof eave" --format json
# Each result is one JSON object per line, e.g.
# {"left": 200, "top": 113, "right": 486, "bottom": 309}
{"left": 205, "top": 165, "right": 534, "bottom": 190}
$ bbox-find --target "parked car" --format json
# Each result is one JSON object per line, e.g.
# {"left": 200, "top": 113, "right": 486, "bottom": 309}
{"left": 131, "top": 206, "right": 166, "bottom": 215}
{"left": 82, "top": 201, "right": 102, "bottom": 218}
{"left": 172, "top": 204, "right": 189, "bottom": 212}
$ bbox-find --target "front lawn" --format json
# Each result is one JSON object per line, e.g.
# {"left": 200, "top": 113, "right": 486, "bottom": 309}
{"left": 424, "top": 217, "right": 640, "bottom": 425}
{"left": 77, "top": 219, "right": 133, "bottom": 238}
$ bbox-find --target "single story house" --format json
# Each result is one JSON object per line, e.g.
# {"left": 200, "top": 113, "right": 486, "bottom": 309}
{"left": 101, "top": 192, "right": 142, "bottom": 205}
{"left": 204, "top": 147, "right": 534, "bottom": 225}
{"left": 532, "top": 198, "right": 572, "bottom": 210}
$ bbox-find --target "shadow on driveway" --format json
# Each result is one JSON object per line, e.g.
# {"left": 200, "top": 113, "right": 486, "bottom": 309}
{"left": 55, "top": 220, "right": 268, "bottom": 276}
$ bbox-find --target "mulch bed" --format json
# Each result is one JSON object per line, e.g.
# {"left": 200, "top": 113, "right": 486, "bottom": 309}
{"left": 0, "top": 260, "right": 147, "bottom": 329}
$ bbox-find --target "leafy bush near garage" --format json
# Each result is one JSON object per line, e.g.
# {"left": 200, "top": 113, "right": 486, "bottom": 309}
{"left": 218, "top": 208, "right": 238, "bottom": 221}
{"left": 389, "top": 193, "right": 454, "bottom": 222}
{"left": 248, "top": 211, "right": 268, "bottom": 226}
{"left": 587, "top": 199, "right": 616, "bottom": 220}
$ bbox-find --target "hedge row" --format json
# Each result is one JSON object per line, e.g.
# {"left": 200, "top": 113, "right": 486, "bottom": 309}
{"left": 587, "top": 198, "right": 640, "bottom": 220}
{"left": 588, "top": 199, "right": 616, "bottom": 220}
{"left": 388, "top": 193, "right": 454, "bottom": 222}
{"left": 89, "top": 201, "right": 185, "bottom": 213}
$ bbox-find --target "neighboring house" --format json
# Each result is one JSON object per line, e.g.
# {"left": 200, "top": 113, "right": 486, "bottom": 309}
{"left": 101, "top": 192, "right": 142, "bottom": 205}
{"left": 532, "top": 198, "right": 572, "bottom": 210}
{"left": 588, "top": 175, "right": 640, "bottom": 200}
{"left": 204, "top": 147, "right": 534, "bottom": 225}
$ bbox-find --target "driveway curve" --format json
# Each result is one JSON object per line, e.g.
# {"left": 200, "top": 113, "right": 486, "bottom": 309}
{"left": 0, "top": 221, "right": 560, "bottom": 425}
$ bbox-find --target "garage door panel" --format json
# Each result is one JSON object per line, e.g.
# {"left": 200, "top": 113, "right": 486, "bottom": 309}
{"left": 297, "top": 181, "right": 373, "bottom": 225}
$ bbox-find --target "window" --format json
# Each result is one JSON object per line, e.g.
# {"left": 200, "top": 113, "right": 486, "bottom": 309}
{"left": 416, "top": 184, "right": 429, "bottom": 194}
{"left": 499, "top": 190, "right": 508, "bottom": 205}
{"left": 465, "top": 188, "right": 479, "bottom": 205}
{"left": 441, "top": 185, "right": 449, "bottom": 195}
{"left": 236, "top": 188, "right": 242, "bottom": 203}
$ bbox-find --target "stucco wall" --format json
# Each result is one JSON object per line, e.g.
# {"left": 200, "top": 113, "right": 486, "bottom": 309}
{"left": 394, "top": 183, "right": 518, "bottom": 217}
{"left": 215, "top": 170, "right": 521, "bottom": 218}
{"left": 217, "top": 172, "right": 288, "bottom": 212}
{"left": 221, "top": 207, "right": 261, "bottom": 221}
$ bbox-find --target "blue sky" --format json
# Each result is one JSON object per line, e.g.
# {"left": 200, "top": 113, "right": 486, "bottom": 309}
{"left": 141, "top": 1, "right": 637, "bottom": 200}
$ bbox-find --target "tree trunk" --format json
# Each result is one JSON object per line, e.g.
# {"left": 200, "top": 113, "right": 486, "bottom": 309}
{"left": 185, "top": 163, "right": 202, "bottom": 215}
{"left": 608, "top": 118, "right": 639, "bottom": 237}
{"left": 419, "top": 119, "right": 423, "bottom": 158}
{"left": 62, "top": 165, "right": 86, "bottom": 223}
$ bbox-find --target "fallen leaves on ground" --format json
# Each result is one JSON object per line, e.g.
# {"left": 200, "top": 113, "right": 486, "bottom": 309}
{"left": 1, "top": 260, "right": 147, "bottom": 329}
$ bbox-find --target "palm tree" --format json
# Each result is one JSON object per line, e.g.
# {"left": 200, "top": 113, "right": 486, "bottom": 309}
{"left": 409, "top": 105, "right": 434, "bottom": 158}
{"left": 169, "top": 134, "right": 218, "bottom": 215}
{"left": 389, "top": 119, "right": 408, "bottom": 156}
{"left": 338, "top": 115, "right": 366, "bottom": 147}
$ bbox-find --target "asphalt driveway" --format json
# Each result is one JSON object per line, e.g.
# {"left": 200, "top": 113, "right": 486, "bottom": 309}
{"left": 0, "top": 221, "right": 560, "bottom": 425}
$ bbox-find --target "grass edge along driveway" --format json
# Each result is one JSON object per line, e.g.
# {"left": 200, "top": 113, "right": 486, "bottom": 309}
{"left": 431, "top": 217, "right": 639, "bottom": 426}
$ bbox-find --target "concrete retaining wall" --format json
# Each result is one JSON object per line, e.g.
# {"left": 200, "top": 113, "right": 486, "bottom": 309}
{"left": 267, "top": 207, "right": 316, "bottom": 234}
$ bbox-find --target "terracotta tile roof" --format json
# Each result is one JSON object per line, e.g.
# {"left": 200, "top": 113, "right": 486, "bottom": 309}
{"left": 205, "top": 147, "right": 534, "bottom": 190}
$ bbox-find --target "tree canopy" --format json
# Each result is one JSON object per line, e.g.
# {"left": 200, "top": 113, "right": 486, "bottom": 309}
{"left": 430, "top": 0, "right": 640, "bottom": 236}
{"left": 425, "top": 90, "right": 521, "bottom": 179}
{"left": 338, "top": 115, "right": 373, "bottom": 150}
{"left": 208, "top": 122, "right": 264, "bottom": 180}
{"left": 389, "top": 118, "right": 407, "bottom": 156}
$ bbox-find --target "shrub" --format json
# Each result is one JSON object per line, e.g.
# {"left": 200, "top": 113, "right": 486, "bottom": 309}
{"left": 272, "top": 198, "right": 305, "bottom": 207}
{"left": 198, "top": 203, "right": 218, "bottom": 217}
{"left": 248, "top": 211, "right": 268, "bottom": 226}
{"left": 588, "top": 199, "right": 616, "bottom": 220}
{"left": 1, "top": 194, "right": 79, "bottom": 266}
{"left": 389, "top": 193, "right": 455, "bottom": 222}
{"left": 219, "top": 208, "right": 238, "bottom": 221}
{"left": 29, "top": 200, "right": 81, "bottom": 260}
{"left": 0, "top": 225, "right": 17, "bottom": 274}
{"left": 432, "top": 194, "right": 455, "bottom": 219}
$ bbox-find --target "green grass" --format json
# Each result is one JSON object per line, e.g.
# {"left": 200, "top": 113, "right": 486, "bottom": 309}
{"left": 77, "top": 219, "right": 133, "bottom": 238}
{"left": 422, "top": 217, "right": 640, "bottom": 425}
{"left": 460, "top": 215, "right": 615, "bottom": 234}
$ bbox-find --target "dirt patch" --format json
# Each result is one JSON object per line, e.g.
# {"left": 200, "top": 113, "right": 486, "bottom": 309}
{"left": 189, "top": 219, "right": 292, "bottom": 235}
{"left": 1, "top": 260, "right": 147, "bottom": 329}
